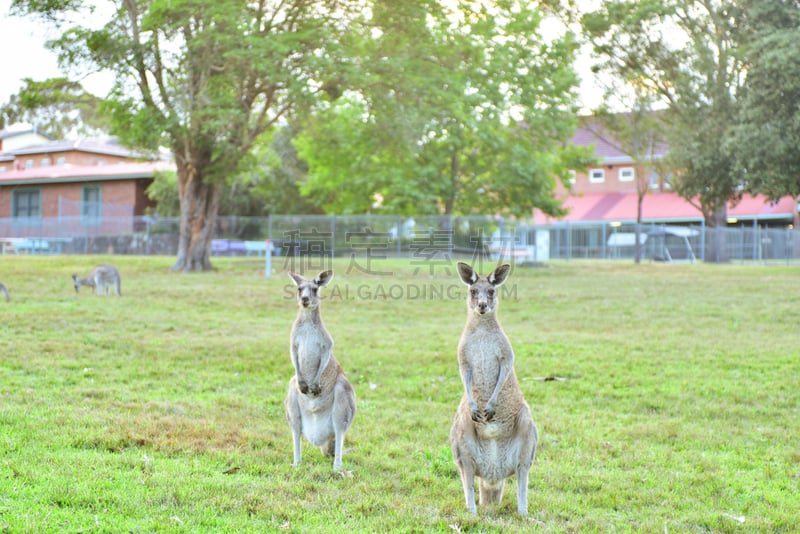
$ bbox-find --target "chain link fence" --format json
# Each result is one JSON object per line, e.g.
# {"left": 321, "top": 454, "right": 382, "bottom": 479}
{"left": 1, "top": 214, "right": 798, "bottom": 264}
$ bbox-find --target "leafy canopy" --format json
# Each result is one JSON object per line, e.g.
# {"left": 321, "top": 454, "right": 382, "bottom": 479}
{"left": 0, "top": 77, "right": 110, "bottom": 137}
{"left": 727, "top": 0, "right": 800, "bottom": 200}
{"left": 582, "top": 0, "right": 747, "bottom": 226}
{"left": 295, "top": 0, "right": 593, "bottom": 216}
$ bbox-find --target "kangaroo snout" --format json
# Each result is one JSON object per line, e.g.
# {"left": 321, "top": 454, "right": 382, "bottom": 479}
{"left": 477, "top": 301, "right": 489, "bottom": 314}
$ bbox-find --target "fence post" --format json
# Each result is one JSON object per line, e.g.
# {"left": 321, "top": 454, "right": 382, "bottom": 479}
{"left": 567, "top": 222, "right": 572, "bottom": 260}
{"left": 265, "top": 239, "right": 272, "bottom": 278}
{"left": 448, "top": 213, "right": 454, "bottom": 259}
{"left": 396, "top": 216, "right": 402, "bottom": 256}
{"left": 601, "top": 223, "right": 607, "bottom": 259}
{"left": 700, "top": 219, "right": 705, "bottom": 262}
{"left": 330, "top": 215, "right": 335, "bottom": 260}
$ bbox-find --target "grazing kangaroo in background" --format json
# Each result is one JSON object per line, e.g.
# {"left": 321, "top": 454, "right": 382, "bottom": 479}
{"left": 450, "top": 262, "right": 538, "bottom": 516}
{"left": 72, "top": 264, "right": 122, "bottom": 296}
{"left": 285, "top": 270, "right": 356, "bottom": 471}
{"left": 0, "top": 282, "right": 9, "bottom": 302}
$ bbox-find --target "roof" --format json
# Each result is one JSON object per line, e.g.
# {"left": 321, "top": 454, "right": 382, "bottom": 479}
{"left": 4, "top": 138, "right": 153, "bottom": 159}
{"left": 533, "top": 192, "right": 797, "bottom": 224}
{"left": 0, "top": 127, "right": 55, "bottom": 141}
{"left": 571, "top": 114, "right": 670, "bottom": 164}
{"left": 0, "top": 160, "right": 175, "bottom": 186}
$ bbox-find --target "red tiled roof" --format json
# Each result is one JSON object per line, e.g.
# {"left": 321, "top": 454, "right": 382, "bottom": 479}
{"left": 534, "top": 192, "right": 797, "bottom": 224}
{"left": 0, "top": 161, "right": 175, "bottom": 185}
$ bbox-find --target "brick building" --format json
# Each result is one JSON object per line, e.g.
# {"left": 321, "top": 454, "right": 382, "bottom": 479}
{"left": 0, "top": 135, "right": 174, "bottom": 240}
{"left": 534, "top": 118, "right": 799, "bottom": 228}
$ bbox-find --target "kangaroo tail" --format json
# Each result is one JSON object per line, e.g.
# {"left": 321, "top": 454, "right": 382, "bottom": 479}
{"left": 479, "top": 478, "right": 505, "bottom": 506}
{"left": 319, "top": 439, "right": 335, "bottom": 458}
{"left": 0, "top": 283, "right": 9, "bottom": 302}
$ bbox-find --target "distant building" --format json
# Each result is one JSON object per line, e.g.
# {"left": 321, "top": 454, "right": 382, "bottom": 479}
{"left": 0, "top": 134, "right": 174, "bottom": 238}
{"left": 0, "top": 126, "right": 54, "bottom": 155}
{"left": 534, "top": 117, "right": 798, "bottom": 228}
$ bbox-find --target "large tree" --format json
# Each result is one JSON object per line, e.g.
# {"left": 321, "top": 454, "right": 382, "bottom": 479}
{"left": 11, "top": 0, "right": 354, "bottom": 271}
{"left": 0, "top": 77, "right": 110, "bottom": 137}
{"left": 728, "top": 0, "right": 800, "bottom": 205}
{"left": 582, "top": 0, "right": 748, "bottom": 262}
{"left": 294, "top": 0, "right": 593, "bottom": 217}
{"left": 588, "top": 94, "right": 667, "bottom": 263}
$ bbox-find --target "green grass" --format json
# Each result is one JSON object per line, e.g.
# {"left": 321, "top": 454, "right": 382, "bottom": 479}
{"left": 1, "top": 255, "right": 798, "bottom": 533}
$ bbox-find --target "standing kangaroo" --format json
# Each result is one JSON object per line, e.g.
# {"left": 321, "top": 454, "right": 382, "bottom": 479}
{"left": 285, "top": 270, "right": 356, "bottom": 471}
{"left": 450, "top": 262, "right": 538, "bottom": 516}
{"left": 0, "top": 282, "right": 9, "bottom": 302}
{"left": 72, "top": 264, "right": 122, "bottom": 296}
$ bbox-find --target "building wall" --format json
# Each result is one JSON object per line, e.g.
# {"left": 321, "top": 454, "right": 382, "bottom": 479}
{"left": 0, "top": 179, "right": 153, "bottom": 219}
{"left": 5, "top": 150, "right": 135, "bottom": 171}
{"left": 0, "top": 132, "right": 52, "bottom": 153}
{"left": 567, "top": 162, "right": 670, "bottom": 195}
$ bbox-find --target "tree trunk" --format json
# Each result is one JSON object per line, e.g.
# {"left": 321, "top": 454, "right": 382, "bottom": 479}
{"left": 443, "top": 153, "right": 459, "bottom": 216}
{"left": 705, "top": 204, "right": 729, "bottom": 263}
{"left": 172, "top": 162, "right": 222, "bottom": 272}
{"left": 634, "top": 181, "right": 645, "bottom": 264}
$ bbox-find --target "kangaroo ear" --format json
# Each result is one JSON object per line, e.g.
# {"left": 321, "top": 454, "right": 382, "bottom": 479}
{"left": 71, "top": 274, "right": 78, "bottom": 281}
{"left": 457, "top": 262, "right": 479, "bottom": 285}
{"left": 487, "top": 264, "right": 511, "bottom": 286}
{"left": 288, "top": 272, "right": 305, "bottom": 286}
{"left": 315, "top": 270, "right": 333, "bottom": 287}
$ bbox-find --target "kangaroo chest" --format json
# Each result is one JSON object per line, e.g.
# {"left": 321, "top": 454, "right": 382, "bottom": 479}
{"left": 292, "top": 321, "right": 333, "bottom": 375}
{"left": 461, "top": 330, "right": 509, "bottom": 399}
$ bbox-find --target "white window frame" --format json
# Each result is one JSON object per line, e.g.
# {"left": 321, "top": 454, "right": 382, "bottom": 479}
{"left": 649, "top": 171, "right": 660, "bottom": 189}
{"left": 589, "top": 169, "right": 605, "bottom": 183}
{"left": 618, "top": 167, "right": 635, "bottom": 182}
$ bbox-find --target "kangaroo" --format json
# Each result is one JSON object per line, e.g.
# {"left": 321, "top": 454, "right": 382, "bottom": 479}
{"left": 450, "top": 262, "right": 538, "bottom": 516}
{"left": 285, "top": 270, "right": 356, "bottom": 471}
{"left": 72, "top": 264, "right": 122, "bottom": 296}
{"left": 0, "top": 282, "right": 9, "bottom": 302}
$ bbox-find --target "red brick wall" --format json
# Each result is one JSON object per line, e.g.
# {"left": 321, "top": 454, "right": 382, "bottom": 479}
{"left": 563, "top": 163, "right": 669, "bottom": 195}
{"left": 0, "top": 179, "right": 153, "bottom": 218}
{"left": 11, "top": 150, "right": 136, "bottom": 170}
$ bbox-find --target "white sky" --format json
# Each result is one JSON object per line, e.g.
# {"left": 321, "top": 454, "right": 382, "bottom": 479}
{"left": 0, "top": 0, "right": 603, "bottom": 121}
{"left": 0, "top": 0, "right": 63, "bottom": 105}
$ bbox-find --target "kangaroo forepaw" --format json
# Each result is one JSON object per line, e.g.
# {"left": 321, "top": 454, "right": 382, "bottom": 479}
{"left": 309, "top": 383, "right": 322, "bottom": 396}
{"left": 484, "top": 406, "right": 495, "bottom": 421}
{"left": 298, "top": 380, "right": 310, "bottom": 395}
{"left": 470, "top": 409, "right": 483, "bottom": 423}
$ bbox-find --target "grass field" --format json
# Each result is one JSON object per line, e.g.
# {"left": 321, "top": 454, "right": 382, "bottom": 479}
{"left": 0, "top": 255, "right": 798, "bottom": 533}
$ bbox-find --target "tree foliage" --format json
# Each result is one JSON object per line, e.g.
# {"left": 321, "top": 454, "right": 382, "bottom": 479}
{"left": 581, "top": 0, "right": 753, "bottom": 262}
{"left": 728, "top": 0, "right": 800, "bottom": 201}
{"left": 0, "top": 77, "right": 110, "bottom": 137}
{"left": 10, "top": 0, "right": 355, "bottom": 271}
{"left": 582, "top": 0, "right": 747, "bottom": 233}
{"left": 295, "top": 0, "right": 593, "bottom": 217}
{"left": 589, "top": 92, "right": 667, "bottom": 262}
